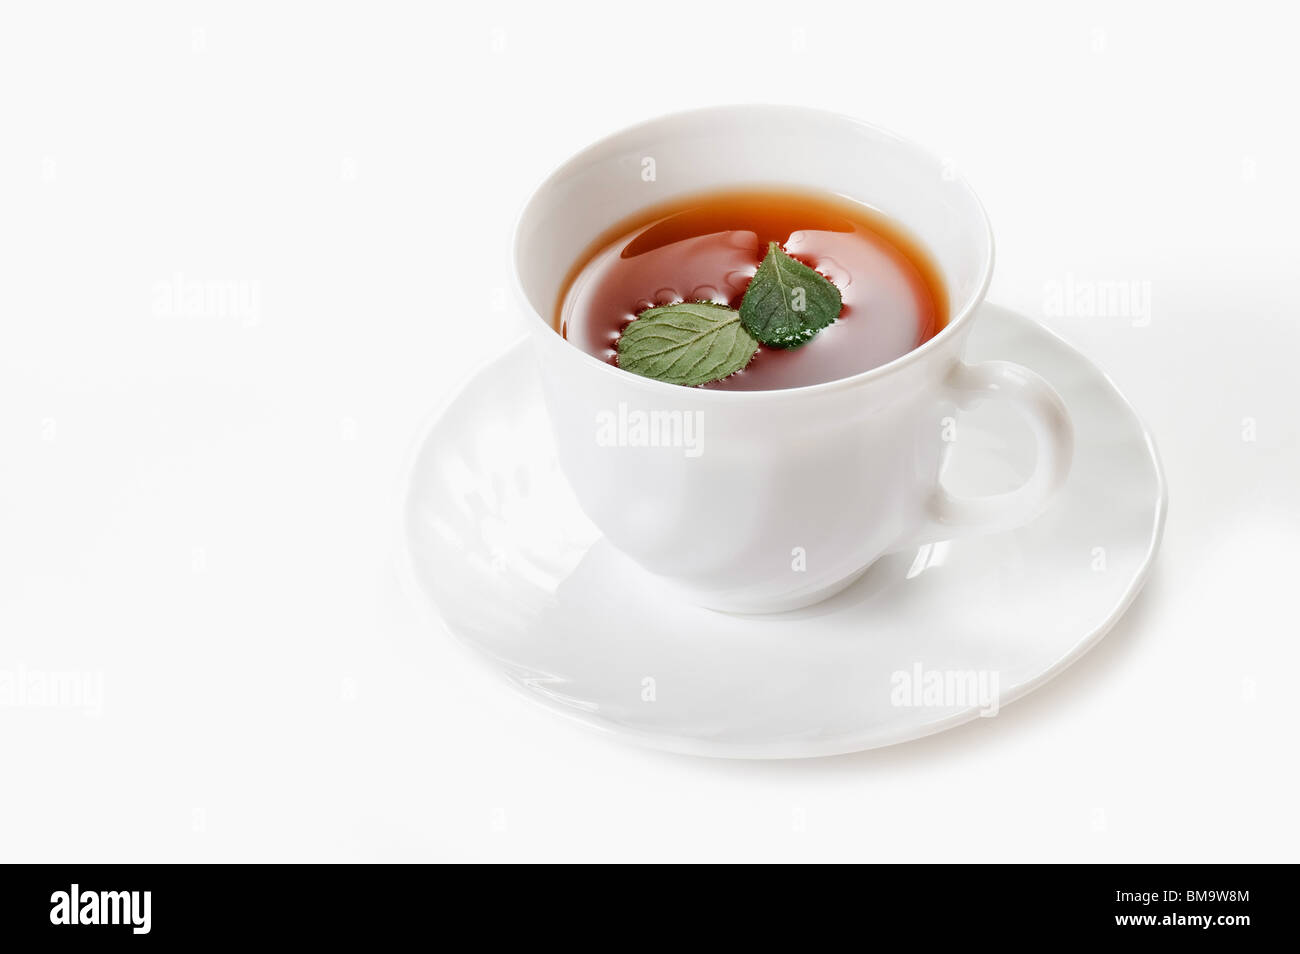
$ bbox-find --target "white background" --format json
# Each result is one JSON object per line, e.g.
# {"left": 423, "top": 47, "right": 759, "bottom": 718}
{"left": 2, "top": 1, "right": 1296, "bottom": 862}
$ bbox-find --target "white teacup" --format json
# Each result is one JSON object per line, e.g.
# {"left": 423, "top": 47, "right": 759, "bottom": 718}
{"left": 513, "top": 105, "right": 1072, "bottom": 614}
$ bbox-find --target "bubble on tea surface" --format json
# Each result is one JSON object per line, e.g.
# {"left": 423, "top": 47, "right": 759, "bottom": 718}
{"left": 786, "top": 232, "right": 850, "bottom": 288}
{"left": 689, "top": 285, "right": 724, "bottom": 303}
{"left": 726, "top": 268, "right": 756, "bottom": 292}
{"left": 815, "top": 254, "right": 851, "bottom": 289}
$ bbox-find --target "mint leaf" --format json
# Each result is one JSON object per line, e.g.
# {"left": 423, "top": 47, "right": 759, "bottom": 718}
{"left": 617, "top": 301, "right": 759, "bottom": 386}
{"left": 739, "top": 242, "right": 842, "bottom": 348}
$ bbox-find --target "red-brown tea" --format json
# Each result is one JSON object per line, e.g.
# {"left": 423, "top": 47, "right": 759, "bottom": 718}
{"left": 556, "top": 187, "right": 948, "bottom": 390}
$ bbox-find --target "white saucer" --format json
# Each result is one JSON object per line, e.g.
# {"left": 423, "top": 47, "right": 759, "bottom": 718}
{"left": 401, "top": 305, "right": 1166, "bottom": 759}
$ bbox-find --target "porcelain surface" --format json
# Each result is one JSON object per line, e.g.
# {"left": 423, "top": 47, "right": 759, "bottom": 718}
{"left": 402, "top": 305, "right": 1166, "bottom": 759}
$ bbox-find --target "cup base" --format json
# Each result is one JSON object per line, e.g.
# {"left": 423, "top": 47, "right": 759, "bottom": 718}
{"left": 665, "top": 565, "right": 873, "bottom": 616}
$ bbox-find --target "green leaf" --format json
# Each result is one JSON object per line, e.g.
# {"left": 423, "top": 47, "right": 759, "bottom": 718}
{"left": 617, "top": 301, "right": 759, "bottom": 386}
{"left": 739, "top": 241, "right": 842, "bottom": 348}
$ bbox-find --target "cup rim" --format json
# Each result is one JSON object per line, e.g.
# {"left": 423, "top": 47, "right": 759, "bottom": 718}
{"left": 511, "top": 103, "right": 995, "bottom": 402}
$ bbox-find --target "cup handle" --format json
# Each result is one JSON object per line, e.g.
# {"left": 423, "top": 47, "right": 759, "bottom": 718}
{"left": 893, "top": 359, "right": 1074, "bottom": 551}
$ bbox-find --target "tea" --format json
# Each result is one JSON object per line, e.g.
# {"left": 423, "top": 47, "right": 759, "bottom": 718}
{"left": 556, "top": 187, "right": 948, "bottom": 391}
